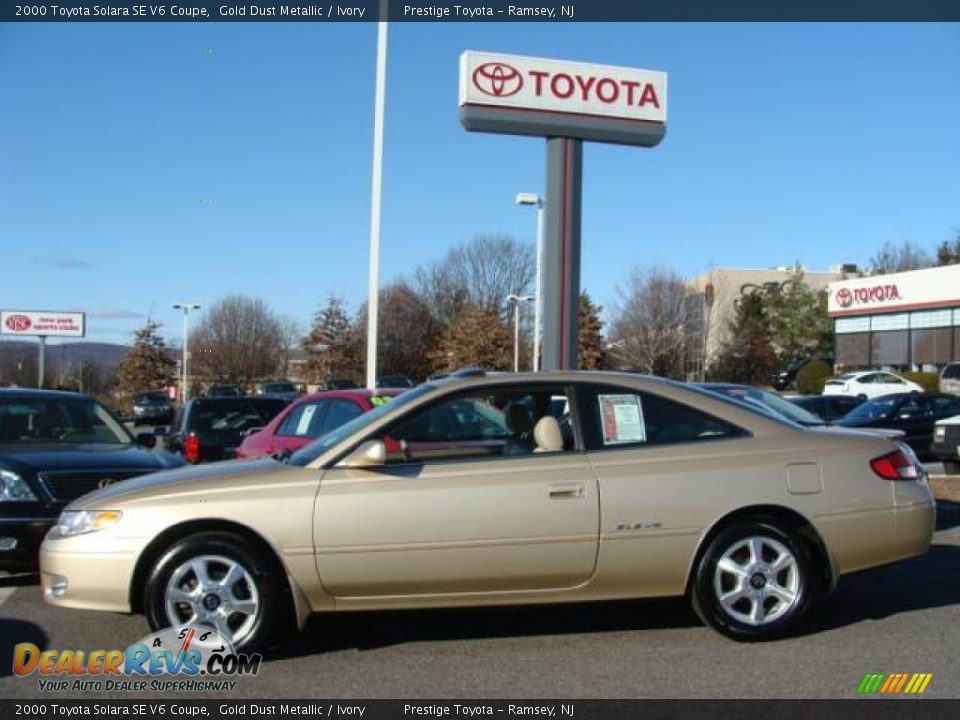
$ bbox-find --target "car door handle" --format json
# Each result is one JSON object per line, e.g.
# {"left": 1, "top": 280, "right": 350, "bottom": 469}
{"left": 548, "top": 484, "right": 584, "bottom": 499}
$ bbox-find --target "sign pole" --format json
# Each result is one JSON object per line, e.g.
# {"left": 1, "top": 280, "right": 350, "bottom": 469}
{"left": 541, "top": 137, "right": 582, "bottom": 372}
{"left": 38, "top": 336, "right": 46, "bottom": 388}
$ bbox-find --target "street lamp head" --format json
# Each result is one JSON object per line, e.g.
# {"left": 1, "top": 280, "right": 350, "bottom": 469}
{"left": 173, "top": 303, "right": 201, "bottom": 311}
{"left": 507, "top": 294, "right": 534, "bottom": 303}
{"left": 515, "top": 192, "right": 543, "bottom": 207}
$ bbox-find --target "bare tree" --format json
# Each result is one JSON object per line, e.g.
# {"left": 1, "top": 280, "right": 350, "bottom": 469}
{"left": 869, "top": 240, "right": 934, "bottom": 275}
{"left": 415, "top": 234, "right": 534, "bottom": 322}
{"left": 189, "top": 295, "right": 287, "bottom": 385}
{"left": 609, "top": 266, "right": 697, "bottom": 378}
{"left": 355, "top": 282, "right": 440, "bottom": 382}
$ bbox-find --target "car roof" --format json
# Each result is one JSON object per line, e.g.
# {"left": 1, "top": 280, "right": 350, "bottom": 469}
{"left": 291, "top": 388, "right": 405, "bottom": 404}
{"left": 0, "top": 388, "right": 87, "bottom": 400}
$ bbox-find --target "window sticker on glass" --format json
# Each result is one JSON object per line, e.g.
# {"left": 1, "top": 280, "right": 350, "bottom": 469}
{"left": 295, "top": 405, "right": 318, "bottom": 436}
{"left": 370, "top": 396, "right": 392, "bottom": 407}
{"left": 598, "top": 394, "right": 646, "bottom": 445}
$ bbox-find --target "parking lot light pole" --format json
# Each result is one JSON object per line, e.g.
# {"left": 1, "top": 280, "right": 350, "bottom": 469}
{"left": 506, "top": 294, "right": 534, "bottom": 372}
{"left": 515, "top": 192, "right": 544, "bottom": 372}
{"left": 365, "top": 10, "right": 389, "bottom": 391}
{"left": 173, "top": 302, "right": 200, "bottom": 403}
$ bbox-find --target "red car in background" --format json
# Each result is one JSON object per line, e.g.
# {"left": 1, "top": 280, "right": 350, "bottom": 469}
{"left": 235, "top": 388, "right": 403, "bottom": 459}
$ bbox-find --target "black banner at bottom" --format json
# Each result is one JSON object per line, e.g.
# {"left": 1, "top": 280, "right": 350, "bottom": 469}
{"left": 0, "top": 700, "right": 958, "bottom": 720}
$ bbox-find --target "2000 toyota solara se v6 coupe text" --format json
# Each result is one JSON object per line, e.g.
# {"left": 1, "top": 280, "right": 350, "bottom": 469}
{"left": 39, "top": 371, "right": 935, "bottom": 649}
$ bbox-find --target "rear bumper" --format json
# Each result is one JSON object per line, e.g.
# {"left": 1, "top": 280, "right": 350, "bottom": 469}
{"left": 0, "top": 517, "right": 53, "bottom": 571}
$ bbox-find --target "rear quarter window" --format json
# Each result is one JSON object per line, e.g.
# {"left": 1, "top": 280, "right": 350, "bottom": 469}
{"left": 579, "top": 384, "right": 748, "bottom": 451}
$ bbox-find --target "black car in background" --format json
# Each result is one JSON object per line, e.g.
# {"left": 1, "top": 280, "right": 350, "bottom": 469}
{"left": 161, "top": 396, "right": 289, "bottom": 463}
{"left": 834, "top": 392, "right": 960, "bottom": 458}
{"left": 789, "top": 394, "right": 864, "bottom": 422}
{"left": 205, "top": 384, "right": 244, "bottom": 398}
{"left": 131, "top": 390, "right": 173, "bottom": 425}
{"left": 0, "top": 389, "right": 184, "bottom": 571}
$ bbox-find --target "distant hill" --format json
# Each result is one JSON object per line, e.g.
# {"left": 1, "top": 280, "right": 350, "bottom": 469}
{"left": 0, "top": 340, "right": 129, "bottom": 369}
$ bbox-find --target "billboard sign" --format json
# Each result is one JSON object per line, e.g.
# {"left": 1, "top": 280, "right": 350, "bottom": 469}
{"left": 827, "top": 264, "right": 960, "bottom": 316}
{"left": 1, "top": 310, "right": 86, "bottom": 337}
{"left": 459, "top": 51, "right": 667, "bottom": 147}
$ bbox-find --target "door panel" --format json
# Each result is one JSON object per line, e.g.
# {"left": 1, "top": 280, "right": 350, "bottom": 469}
{"left": 315, "top": 453, "right": 599, "bottom": 597}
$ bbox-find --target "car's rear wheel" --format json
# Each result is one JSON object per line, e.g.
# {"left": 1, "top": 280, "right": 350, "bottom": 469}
{"left": 690, "top": 519, "right": 818, "bottom": 641}
{"left": 144, "top": 532, "right": 285, "bottom": 653}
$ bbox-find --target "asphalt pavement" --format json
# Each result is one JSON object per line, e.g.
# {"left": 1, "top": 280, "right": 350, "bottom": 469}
{"left": 2, "top": 499, "right": 959, "bottom": 700}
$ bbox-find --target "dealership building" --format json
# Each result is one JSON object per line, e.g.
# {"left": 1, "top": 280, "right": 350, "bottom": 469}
{"left": 827, "top": 264, "right": 960, "bottom": 370}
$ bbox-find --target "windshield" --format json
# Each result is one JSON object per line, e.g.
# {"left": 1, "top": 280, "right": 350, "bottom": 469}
{"left": 845, "top": 396, "right": 899, "bottom": 421}
{"left": 697, "top": 385, "right": 823, "bottom": 426}
{"left": 0, "top": 397, "right": 132, "bottom": 445}
{"left": 942, "top": 364, "right": 960, "bottom": 380}
{"left": 289, "top": 384, "right": 436, "bottom": 466}
{"left": 264, "top": 382, "right": 296, "bottom": 393}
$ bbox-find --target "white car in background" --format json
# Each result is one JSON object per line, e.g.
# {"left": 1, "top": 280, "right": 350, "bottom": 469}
{"left": 822, "top": 371, "right": 924, "bottom": 400}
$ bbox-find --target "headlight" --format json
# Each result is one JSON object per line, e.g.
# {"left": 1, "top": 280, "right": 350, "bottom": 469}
{"left": 0, "top": 470, "right": 38, "bottom": 502}
{"left": 53, "top": 510, "right": 123, "bottom": 537}
{"left": 934, "top": 426, "right": 946, "bottom": 442}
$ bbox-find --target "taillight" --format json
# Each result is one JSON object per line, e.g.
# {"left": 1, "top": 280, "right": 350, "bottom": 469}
{"left": 184, "top": 434, "right": 201, "bottom": 464}
{"left": 870, "top": 449, "right": 918, "bottom": 481}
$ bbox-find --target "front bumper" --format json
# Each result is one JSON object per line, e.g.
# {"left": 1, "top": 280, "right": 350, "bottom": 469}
{"left": 40, "top": 532, "right": 141, "bottom": 613}
{"left": 0, "top": 517, "right": 53, "bottom": 571}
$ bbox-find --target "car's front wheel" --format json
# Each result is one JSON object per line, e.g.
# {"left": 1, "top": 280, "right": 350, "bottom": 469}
{"left": 690, "top": 519, "right": 819, "bottom": 641}
{"left": 143, "top": 532, "right": 286, "bottom": 653}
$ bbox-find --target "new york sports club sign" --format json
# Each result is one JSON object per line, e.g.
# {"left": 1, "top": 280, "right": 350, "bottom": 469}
{"left": 459, "top": 51, "right": 667, "bottom": 147}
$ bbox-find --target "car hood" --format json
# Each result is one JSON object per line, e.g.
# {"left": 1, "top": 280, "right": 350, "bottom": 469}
{"left": 68, "top": 457, "right": 286, "bottom": 509}
{"left": 0, "top": 443, "right": 182, "bottom": 476}
{"left": 810, "top": 425, "right": 905, "bottom": 440}
{"left": 936, "top": 413, "right": 960, "bottom": 427}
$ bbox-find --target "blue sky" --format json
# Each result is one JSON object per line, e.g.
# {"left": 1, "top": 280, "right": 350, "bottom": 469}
{"left": 1, "top": 22, "right": 959, "bottom": 345}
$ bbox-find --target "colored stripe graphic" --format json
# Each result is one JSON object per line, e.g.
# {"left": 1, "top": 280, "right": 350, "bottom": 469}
{"left": 858, "top": 673, "right": 932, "bottom": 695}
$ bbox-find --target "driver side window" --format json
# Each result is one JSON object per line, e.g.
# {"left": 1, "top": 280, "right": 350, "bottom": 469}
{"left": 385, "top": 386, "right": 575, "bottom": 463}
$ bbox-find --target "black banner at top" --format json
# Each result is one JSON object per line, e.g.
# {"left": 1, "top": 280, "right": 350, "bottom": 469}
{"left": 3, "top": 0, "right": 960, "bottom": 22}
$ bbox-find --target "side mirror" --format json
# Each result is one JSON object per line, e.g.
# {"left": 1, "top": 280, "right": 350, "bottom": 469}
{"left": 336, "top": 440, "right": 386, "bottom": 469}
{"left": 243, "top": 427, "right": 264, "bottom": 438}
{"left": 135, "top": 432, "right": 157, "bottom": 449}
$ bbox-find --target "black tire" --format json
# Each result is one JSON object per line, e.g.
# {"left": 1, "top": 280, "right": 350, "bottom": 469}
{"left": 690, "top": 518, "right": 819, "bottom": 641}
{"left": 143, "top": 531, "right": 288, "bottom": 653}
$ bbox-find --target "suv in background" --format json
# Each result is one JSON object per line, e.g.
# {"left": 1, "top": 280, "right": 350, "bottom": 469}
{"left": 161, "top": 396, "right": 289, "bottom": 463}
{"left": 940, "top": 362, "right": 960, "bottom": 396}
{"left": 205, "top": 384, "right": 244, "bottom": 398}
{"left": 131, "top": 391, "right": 173, "bottom": 426}
{"left": 255, "top": 380, "right": 301, "bottom": 403}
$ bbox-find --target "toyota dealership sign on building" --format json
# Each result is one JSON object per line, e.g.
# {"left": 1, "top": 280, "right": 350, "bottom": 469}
{"left": 827, "top": 264, "right": 960, "bottom": 317}
{"left": 460, "top": 51, "right": 667, "bottom": 147}
{"left": 1, "top": 310, "right": 85, "bottom": 338}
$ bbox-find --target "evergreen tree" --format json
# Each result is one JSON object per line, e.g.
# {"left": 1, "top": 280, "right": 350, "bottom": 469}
{"left": 578, "top": 292, "right": 606, "bottom": 370}
{"left": 115, "top": 322, "right": 176, "bottom": 407}
{"left": 429, "top": 305, "right": 512, "bottom": 373}
{"left": 302, "top": 297, "right": 360, "bottom": 385}
{"left": 709, "top": 292, "right": 778, "bottom": 385}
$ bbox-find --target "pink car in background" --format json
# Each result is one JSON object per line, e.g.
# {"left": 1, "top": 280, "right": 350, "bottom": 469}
{"left": 236, "top": 388, "right": 403, "bottom": 459}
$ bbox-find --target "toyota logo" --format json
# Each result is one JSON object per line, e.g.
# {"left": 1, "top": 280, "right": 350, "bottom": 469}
{"left": 836, "top": 289, "right": 853, "bottom": 308}
{"left": 4, "top": 314, "right": 32, "bottom": 332}
{"left": 472, "top": 62, "right": 523, "bottom": 98}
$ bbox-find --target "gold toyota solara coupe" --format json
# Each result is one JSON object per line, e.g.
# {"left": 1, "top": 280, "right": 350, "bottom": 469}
{"left": 40, "top": 370, "right": 935, "bottom": 650}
